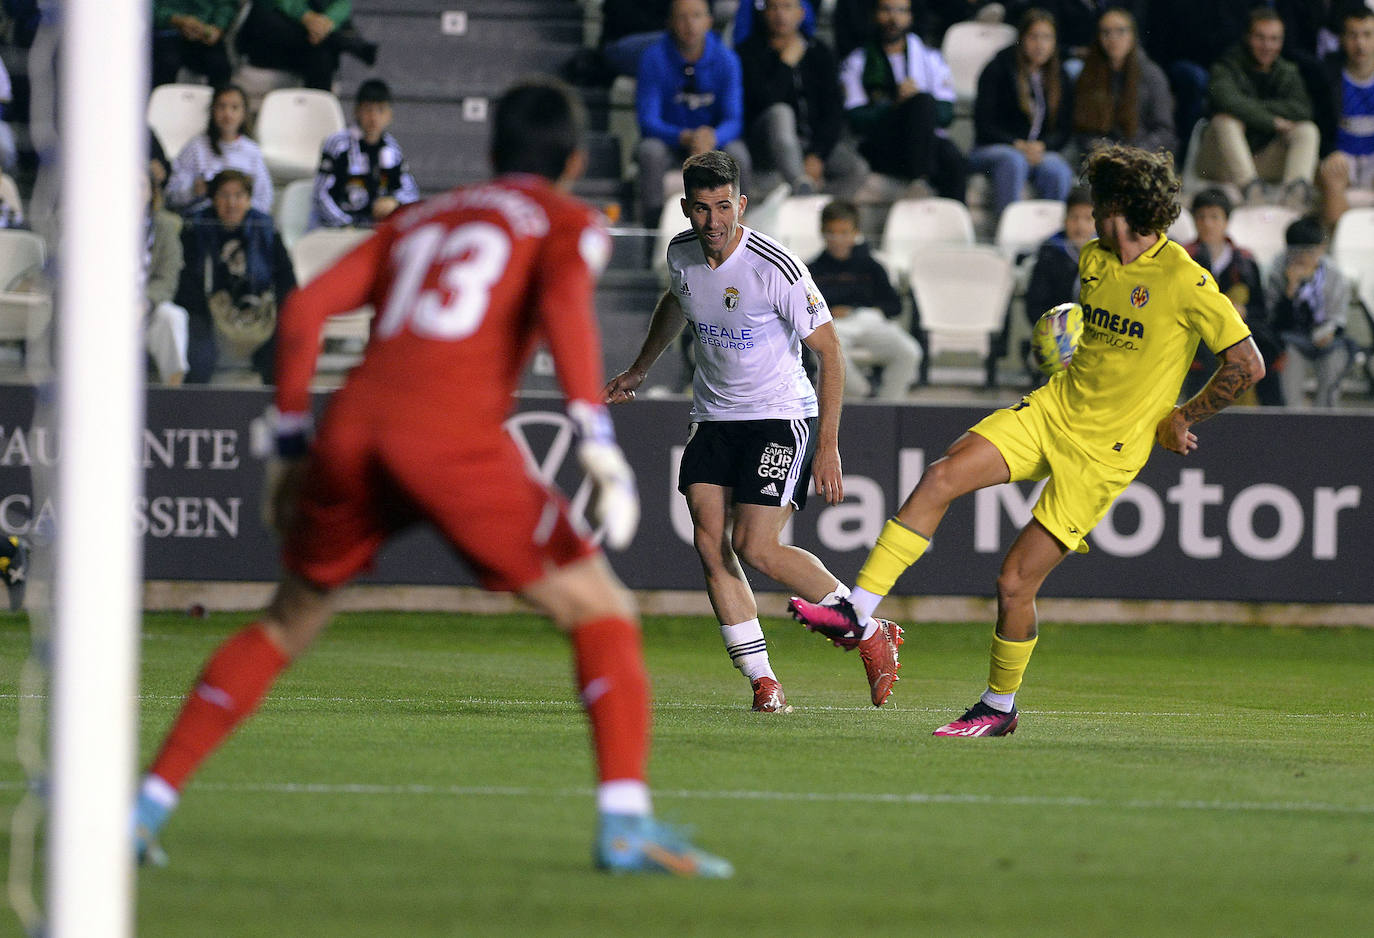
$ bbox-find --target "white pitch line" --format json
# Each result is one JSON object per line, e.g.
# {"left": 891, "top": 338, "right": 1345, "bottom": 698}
{"left": 0, "top": 694, "right": 1363, "bottom": 719}
{"left": 1, "top": 779, "right": 1363, "bottom": 816}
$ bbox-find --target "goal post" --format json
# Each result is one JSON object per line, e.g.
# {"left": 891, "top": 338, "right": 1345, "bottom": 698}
{"left": 46, "top": 0, "right": 147, "bottom": 935}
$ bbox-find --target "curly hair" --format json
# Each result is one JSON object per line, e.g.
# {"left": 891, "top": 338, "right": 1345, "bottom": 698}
{"left": 1084, "top": 144, "right": 1181, "bottom": 236}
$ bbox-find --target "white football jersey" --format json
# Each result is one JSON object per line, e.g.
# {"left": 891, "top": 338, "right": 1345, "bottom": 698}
{"left": 667, "top": 225, "right": 832, "bottom": 421}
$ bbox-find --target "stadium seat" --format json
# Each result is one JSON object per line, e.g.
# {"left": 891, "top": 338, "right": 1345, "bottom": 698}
{"left": 763, "top": 193, "right": 833, "bottom": 265}
{"left": 1167, "top": 206, "right": 1197, "bottom": 245}
{"left": 1332, "top": 206, "right": 1374, "bottom": 324}
{"left": 941, "top": 21, "right": 1016, "bottom": 109}
{"left": 878, "top": 197, "right": 976, "bottom": 285}
{"left": 1227, "top": 204, "right": 1299, "bottom": 273}
{"left": 651, "top": 199, "right": 690, "bottom": 284}
{"left": 147, "top": 83, "right": 215, "bottom": 158}
{"left": 1179, "top": 119, "right": 1209, "bottom": 197}
{"left": 273, "top": 178, "right": 316, "bottom": 251}
{"left": 289, "top": 228, "right": 375, "bottom": 362}
{"left": 0, "top": 229, "right": 51, "bottom": 354}
{"left": 907, "top": 244, "right": 1014, "bottom": 373}
{"left": 256, "top": 88, "right": 346, "bottom": 185}
{"left": 994, "top": 199, "right": 1066, "bottom": 262}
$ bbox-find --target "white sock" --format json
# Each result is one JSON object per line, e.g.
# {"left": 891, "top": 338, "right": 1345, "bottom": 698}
{"left": 597, "top": 779, "right": 651, "bottom": 817}
{"left": 846, "top": 586, "right": 882, "bottom": 639}
{"left": 818, "top": 581, "right": 851, "bottom": 606}
{"left": 719, "top": 619, "right": 775, "bottom": 682}
{"left": 141, "top": 774, "right": 179, "bottom": 810}
{"left": 980, "top": 689, "right": 1016, "bottom": 713}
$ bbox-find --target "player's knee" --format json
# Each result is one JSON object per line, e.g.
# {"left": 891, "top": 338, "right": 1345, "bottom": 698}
{"left": 995, "top": 566, "right": 1038, "bottom": 610}
{"left": 730, "top": 528, "right": 778, "bottom": 574}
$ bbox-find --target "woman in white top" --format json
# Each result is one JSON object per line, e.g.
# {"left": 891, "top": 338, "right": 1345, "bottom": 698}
{"left": 166, "top": 84, "right": 274, "bottom": 215}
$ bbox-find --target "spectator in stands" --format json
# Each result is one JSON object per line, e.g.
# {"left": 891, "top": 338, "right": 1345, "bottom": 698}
{"left": 166, "top": 84, "right": 274, "bottom": 216}
{"left": 1024, "top": 185, "right": 1094, "bottom": 327}
{"left": 1265, "top": 214, "right": 1354, "bottom": 407}
{"left": 839, "top": 0, "right": 967, "bottom": 201}
{"left": 1140, "top": 0, "right": 1250, "bottom": 158}
{"left": 1010, "top": 0, "right": 1146, "bottom": 67}
{"left": 1316, "top": 6, "right": 1374, "bottom": 229}
{"left": 235, "top": 0, "right": 376, "bottom": 91}
{"left": 732, "top": 0, "right": 816, "bottom": 45}
{"left": 151, "top": 0, "right": 236, "bottom": 88}
{"left": 143, "top": 170, "right": 190, "bottom": 386}
{"left": 1071, "top": 7, "right": 1176, "bottom": 158}
{"left": 1184, "top": 187, "right": 1282, "bottom": 404}
{"left": 1198, "top": 8, "right": 1318, "bottom": 208}
{"left": 969, "top": 8, "right": 1075, "bottom": 224}
{"left": 808, "top": 199, "right": 921, "bottom": 400}
{"left": 310, "top": 79, "right": 420, "bottom": 229}
{"left": 0, "top": 55, "right": 16, "bottom": 174}
{"left": 635, "top": 0, "right": 751, "bottom": 224}
{"left": 149, "top": 128, "right": 172, "bottom": 192}
{"left": 175, "top": 169, "right": 295, "bottom": 385}
{"left": 738, "top": 0, "right": 868, "bottom": 197}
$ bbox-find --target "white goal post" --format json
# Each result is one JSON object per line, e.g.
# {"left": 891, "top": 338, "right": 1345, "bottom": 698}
{"left": 47, "top": 0, "right": 147, "bottom": 935}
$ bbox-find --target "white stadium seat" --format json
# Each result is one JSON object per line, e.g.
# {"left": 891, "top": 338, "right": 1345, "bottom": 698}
{"left": 907, "top": 244, "right": 1014, "bottom": 366}
{"left": 256, "top": 88, "right": 346, "bottom": 185}
{"left": 941, "top": 21, "right": 1017, "bottom": 107}
{"left": 0, "top": 229, "right": 51, "bottom": 353}
{"left": 1227, "top": 204, "right": 1299, "bottom": 273}
{"left": 878, "top": 197, "right": 976, "bottom": 285}
{"left": 994, "top": 199, "right": 1066, "bottom": 261}
{"left": 147, "top": 83, "right": 215, "bottom": 158}
{"left": 273, "top": 178, "right": 317, "bottom": 251}
{"left": 759, "top": 193, "right": 833, "bottom": 265}
{"left": 1167, "top": 206, "right": 1197, "bottom": 245}
{"left": 289, "top": 228, "right": 376, "bottom": 358}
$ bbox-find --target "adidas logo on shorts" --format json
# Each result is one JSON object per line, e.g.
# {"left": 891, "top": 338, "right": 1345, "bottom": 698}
{"left": 760, "top": 482, "right": 780, "bottom": 497}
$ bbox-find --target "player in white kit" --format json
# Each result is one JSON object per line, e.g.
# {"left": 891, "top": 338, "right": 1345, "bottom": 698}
{"left": 604, "top": 150, "right": 902, "bottom": 712}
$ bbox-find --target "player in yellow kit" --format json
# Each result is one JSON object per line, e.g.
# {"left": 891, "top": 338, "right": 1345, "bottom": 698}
{"left": 789, "top": 145, "right": 1266, "bottom": 736}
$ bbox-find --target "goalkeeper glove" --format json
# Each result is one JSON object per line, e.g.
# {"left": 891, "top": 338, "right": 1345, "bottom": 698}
{"left": 568, "top": 401, "right": 639, "bottom": 550}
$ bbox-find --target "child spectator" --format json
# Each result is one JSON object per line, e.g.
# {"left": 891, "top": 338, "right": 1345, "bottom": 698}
{"left": 808, "top": 199, "right": 922, "bottom": 400}
{"left": 1264, "top": 214, "right": 1354, "bottom": 407}
{"left": 310, "top": 79, "right": 420, "bottom": 229}
{"left": 165, "top": 84, "right": 274, "bottom": 216}
{"left": 1024, "top": 185, "right": 1094, "bottom": 326}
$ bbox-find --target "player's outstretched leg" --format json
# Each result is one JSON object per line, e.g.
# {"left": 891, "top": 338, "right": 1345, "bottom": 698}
{"left": 596, "top": 813, "right": 734, "bottom": 878}
{"left": 787, "top": 597, "right": 904, "bottom": 707}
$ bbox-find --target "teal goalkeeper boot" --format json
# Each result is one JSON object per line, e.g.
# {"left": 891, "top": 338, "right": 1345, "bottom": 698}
{"left": 134, "top": 789, "right": 171, "bottom": 867}
{"left": 595, "top": 813, "right": 733, "bottom": 878}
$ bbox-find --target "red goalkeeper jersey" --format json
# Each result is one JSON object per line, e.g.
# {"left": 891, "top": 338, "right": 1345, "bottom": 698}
{"left": 275, "top": 173, "right": 611, "bottom": 434}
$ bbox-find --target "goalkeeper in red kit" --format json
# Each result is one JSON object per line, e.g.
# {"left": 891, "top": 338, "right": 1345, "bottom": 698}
{"left": 134, "top": 78, "right": 731, "bottom": 878}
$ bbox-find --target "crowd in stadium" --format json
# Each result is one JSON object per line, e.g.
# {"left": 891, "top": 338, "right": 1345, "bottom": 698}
{"left": 0, "top": 0, "right": 1371, "bottom": 404}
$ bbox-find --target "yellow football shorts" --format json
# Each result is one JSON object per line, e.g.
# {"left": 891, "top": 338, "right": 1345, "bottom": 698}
{"left": 969, "top": 398, "right": 1140, "bottom": 554}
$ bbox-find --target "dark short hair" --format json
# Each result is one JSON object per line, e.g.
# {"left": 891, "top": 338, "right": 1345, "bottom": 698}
{"left": 208, "top": 168, "right": 253, "bottom": 198}
{"left": 1343, "top": 6, "right": 1374, "bottom": 31}
{"left": 682, "top": 150, "right": 740, "bottom": 198}
{"left": 820, "top": 198, "right": 861, "bottom": 228}
{"left": 1248, "top": 6, "right": 1282, "bottom": 31}
{"left": 1083, "top": 144, "right": 1181, "bottom": 236}
{"left": 1066, "top": 186, "right": 1092, "bottom": 210}
{"left": 490, "top": 77, "right": 585, "bottom": 180}
{"left": 356, "top": 79, "right": 391, "bottom": 105}
{"left": 1285, "top": 214, "right": 1326, "bottom": 248}
{"left": 1191, "top": 187, "right": 1234, "bottom": 217}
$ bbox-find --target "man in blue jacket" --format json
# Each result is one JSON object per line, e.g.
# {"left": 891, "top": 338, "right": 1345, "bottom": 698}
{"left": 635, "top": 0, "right": 753, "bottom": 223}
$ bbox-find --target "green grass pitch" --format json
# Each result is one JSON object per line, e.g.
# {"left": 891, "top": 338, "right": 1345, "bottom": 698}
{"left": 3, "top": 610, "right": 1373, "bottom": 937}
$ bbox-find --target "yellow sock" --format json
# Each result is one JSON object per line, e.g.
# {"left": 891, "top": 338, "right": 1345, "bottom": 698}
{"left": 987, "top": 633, "right": 1038, "bottom": 695}
{"left": 854, "top": 519, "right": 930, "bottom": 596}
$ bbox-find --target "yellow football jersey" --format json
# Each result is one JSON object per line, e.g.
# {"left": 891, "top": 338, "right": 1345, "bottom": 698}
{"left": 1033, "top": 235, "right": 1251, "bottom": 470}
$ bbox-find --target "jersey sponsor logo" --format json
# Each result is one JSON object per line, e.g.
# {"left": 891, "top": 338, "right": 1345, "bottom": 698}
{"left": 723, "top": 286, "right": 741, "bottom": 311}
{"left": 757, "top": 442, "right": 795, "bottom": 481}
{"left": 805, "top": 288, "right": 825, "bottom": 323}
{"left": 1082, "top": 304, "right": 1145, "bottom": 350}
{"left": 1130, "top": 285, "right": 1150, "bottom": 308}
{"left": 695, "top": 321, "right": 754, "bottom": 350}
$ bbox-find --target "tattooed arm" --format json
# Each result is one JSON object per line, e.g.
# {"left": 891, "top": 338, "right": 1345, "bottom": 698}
{"left": 1156, "top": 336, "right": 1266, "bottom": 455}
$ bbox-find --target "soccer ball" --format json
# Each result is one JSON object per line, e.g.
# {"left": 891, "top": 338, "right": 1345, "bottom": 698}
{"left": 1031, "top": 302, "right": 1084, "bottom": 376}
